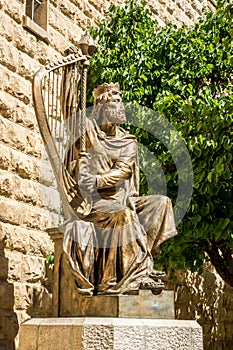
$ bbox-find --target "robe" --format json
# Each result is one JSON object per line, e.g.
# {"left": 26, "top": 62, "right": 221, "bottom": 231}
{"left": 63, "top": 117, "right": 177, "bottom": 295}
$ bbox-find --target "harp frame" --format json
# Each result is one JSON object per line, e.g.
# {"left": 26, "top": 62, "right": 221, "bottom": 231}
{"left": 33, "top": 49, "right": 90, "bottom": 223}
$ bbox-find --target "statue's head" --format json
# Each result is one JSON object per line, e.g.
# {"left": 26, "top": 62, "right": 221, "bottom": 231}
{"left": 92, "top": 82, "right": 126, "bottom": 124}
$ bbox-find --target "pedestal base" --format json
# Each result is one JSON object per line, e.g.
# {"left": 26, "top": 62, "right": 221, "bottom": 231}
{"left": 61, "top": 290, "right": 175, "bottom": 319}
{"left": 19, "top": 318, "right": 203, "bottom": 350}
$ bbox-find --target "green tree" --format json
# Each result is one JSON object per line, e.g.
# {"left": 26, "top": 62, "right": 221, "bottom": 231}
{"left": 88, "top": 0, "right": 233, "bottom": 285}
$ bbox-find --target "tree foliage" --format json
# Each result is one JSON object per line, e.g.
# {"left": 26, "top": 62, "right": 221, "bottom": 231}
{"left": 88, "top": 0, "right": 233, "bottom": 285}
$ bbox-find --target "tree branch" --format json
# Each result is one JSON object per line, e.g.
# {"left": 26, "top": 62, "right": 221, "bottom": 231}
{"left": 205, "top": 239, "right": 233, "bottom": 287}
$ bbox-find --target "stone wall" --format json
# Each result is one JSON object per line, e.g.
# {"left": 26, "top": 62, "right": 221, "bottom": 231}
{"left": 174, "top": 266, "right": 233, "bottom": 350}
{"left": 0, "top": 0, "right": 228, "bottom": 350}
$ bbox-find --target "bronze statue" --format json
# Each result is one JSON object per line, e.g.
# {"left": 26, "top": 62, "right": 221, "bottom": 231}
{"left": 32, "top": 41, "right": 176, "bottom": 302}
{"left": 62, "top": 82, "right": 177, "bottom": 296}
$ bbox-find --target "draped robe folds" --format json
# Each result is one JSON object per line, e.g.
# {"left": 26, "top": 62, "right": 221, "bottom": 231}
{"left": 63, "top": 117, "right": 177, "bottom": 295}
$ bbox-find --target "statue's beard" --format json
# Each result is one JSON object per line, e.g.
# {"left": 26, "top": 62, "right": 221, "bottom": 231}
{"left": 105, "top": 109, "right": 126, "bottom": 124}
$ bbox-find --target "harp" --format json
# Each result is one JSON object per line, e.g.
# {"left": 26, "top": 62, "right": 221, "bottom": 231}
{"left": 33, "top": 36, "right": 96, "bottom": 224}
{"left": 32, "top": 37, "right": 97, "bottom": 315}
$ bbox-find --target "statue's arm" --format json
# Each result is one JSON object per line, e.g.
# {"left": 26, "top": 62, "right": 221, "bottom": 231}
{"left": 96, "top": 160, "right": 132, "bottom": 189}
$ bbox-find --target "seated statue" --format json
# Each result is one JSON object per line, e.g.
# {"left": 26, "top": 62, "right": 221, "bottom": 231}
{"left": 63, "top": 82, "right": 177, "bottom": 296}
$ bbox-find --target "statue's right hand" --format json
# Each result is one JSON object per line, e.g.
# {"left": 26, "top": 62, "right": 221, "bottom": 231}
{"left": 78, "top": 153, "right": 96, "bottom": 193}
{"left": 78, "top": 152, "right": 90, "bottom": 173}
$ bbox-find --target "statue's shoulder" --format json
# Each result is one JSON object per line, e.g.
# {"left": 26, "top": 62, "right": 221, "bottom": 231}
{"left": 118, "top": 127, "right": 137, "bottom": 141}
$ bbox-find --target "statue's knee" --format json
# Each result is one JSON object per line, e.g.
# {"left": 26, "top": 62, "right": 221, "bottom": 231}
{"left": 118, "top": 207, "right": 134, "bottom": 225}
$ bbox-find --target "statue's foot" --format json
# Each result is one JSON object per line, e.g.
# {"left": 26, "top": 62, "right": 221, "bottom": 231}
{"left": 77, "top": 289, "right": 93, "bottom": 296}
{"left": 149, "top": 269, "right": 166, "bottom": 282}
{"left": 97, "top": 289, "right": 120, "bottom": 295}
{"left": 74, "top": 281, "right": 94, "bottom": 296}
{"left": 139, "top": 276, "right": 165, "bottom": 291}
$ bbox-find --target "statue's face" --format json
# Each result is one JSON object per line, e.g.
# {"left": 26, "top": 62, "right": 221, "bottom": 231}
{"left": 102, "top": 102, "right": 126, "bottom": 124}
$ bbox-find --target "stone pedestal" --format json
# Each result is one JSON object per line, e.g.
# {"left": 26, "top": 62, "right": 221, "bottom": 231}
{"left": 19, "top": 318, "right": 203, "bottom": 350}
{"left": 60, "top": 289, "right": 175, "bottom": 319}
{"left": 48, "top": 228, "right": 174, "bottom": 319}
{"left": 41, "top": 229, "right": 203, "bottom": 349}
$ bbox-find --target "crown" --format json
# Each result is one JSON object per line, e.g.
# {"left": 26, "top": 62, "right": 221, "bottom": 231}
{"left": 93, "top": 82, "right": 122, "bottom": 105}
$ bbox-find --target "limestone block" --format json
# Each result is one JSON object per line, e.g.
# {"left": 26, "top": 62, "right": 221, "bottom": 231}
{"left": 0, "top": 170, "right": 19, "bottom": 199}
{"left": 66, "top": 23, "right": 83, "bottom": 46}
{"left": 0, "top": 11, "right": 16, "bottom": 42}
{"left": 22, "top": 205, "right": 52, "bottom": 230}
{"left": 28, "top": 229, "right": 54, "bottom": 257}
{"left": 0, "top": 39, "right": 38, "bottom": 82}
{"left": 167, "top": 0, "right": 176, "bottom": 14}
{"left": 81, "top": 319, "right": 114, "bottom": 349}
{"left": 49, "top": 7, "right": 69, "bottom": 36}
{"left": 0, "top": 197, "right": 23, "bottom": 227}
{"left": 0, "top": 38, "right": 19, "bottom": 72}
{"left": 14, "top": 283, "right": 52, "bottom": 316}
{"left": 27, "top": 135, "right": 43, "bottom": 157}
{"left": 0, "top": 116, "right": 27, "bottom": 153}
{"left": 0, "top": 281, "right": 14, "bottom": 309}
{"left": 58, "top": 1, "right": 77, "bottom": 21}
{"left": 1, "top": 0, "right": 23, "bottom": 24}
{"left": 39, "top": 319, "right": 76, "bottom": 350}
{"left": 0, "top": 196, "right": 55, "bottom": 230}
{"left": 0, "top": 221, "right": 53, "bottom": 257}
{"left": 19, "top": 318, "right": 203, "bottom": 350}
{"left": 71, "top": 322, "right": 83, "bottom": 349}
{"left": 0, "top": 143, "right": 11, "bottom": 171}
{"left": 69, "top": 0, "right": 84, "bottom": 11}
{"left": 17, "top": 50, "right": 40, "bottom": 81}
{"left": 47, "top": 28, "right": 70, "bottom": 55}
{"left": 88, "top": 0, "right": 105, "bottom": 13}
{"left": 192, "top": 324, "right": 205, "bottom": 350}
{"left": 0, "top": 90, "right": 36, "bottom": 130}
{"left": 192, "top": 0, "right": 203, "bottom": 15}
{"left": 184, "top": 2, "right": 197, "bottom": 19}
{"left": 0, "top": 67, "right": 31, "bottom": 105}
{"left": 38, "top": 159, "right": 56, "bottom": 187}
{"left": 22, "top": 255, "right": 46, "bottom": 283}
{"left": 11, "top": 19, "right": 37, "bottom": 58}
{"left": 0, "top": 222, "right": 30, "bottom": 254}
{"left": 35, "top": 41, "right": 60, "bottom": 66}
{"left": 4, "top": 250, "right": 23, "bottom": 282}
{"left": 14, "top": 178, "right": 39, "bottom": 205}
{"left": 146, "top": 322, "right": 190, "bottom": 349}
{"left": 14, "top": 104, "right": 37, "bottom": 131}
{"left": 17, "top": 323, "right": 38, "bottom": 350}
{"left": 16, "top": 157, "right": 37, "bottom": 180}
{"left": 11, "top": 148, "right": 37, "bottom": 179}
{"left": 83, "top": 2, "right": 102, "bottom": 22}
{"left": 38, "top": 184, "right": 61, "bottom": 214}
{"left": 0, "top": 169, "right": 58, "bottom": 210}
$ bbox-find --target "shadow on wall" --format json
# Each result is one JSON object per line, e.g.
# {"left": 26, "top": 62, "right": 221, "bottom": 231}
{"left": 25, "top": 262, "right": 54, "bottom": 319}
{"left": 0, "top": 239, "right": 18, "bottom": 350}
{"left": 174, "top": 267, "right": 233, "bottom": 350}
